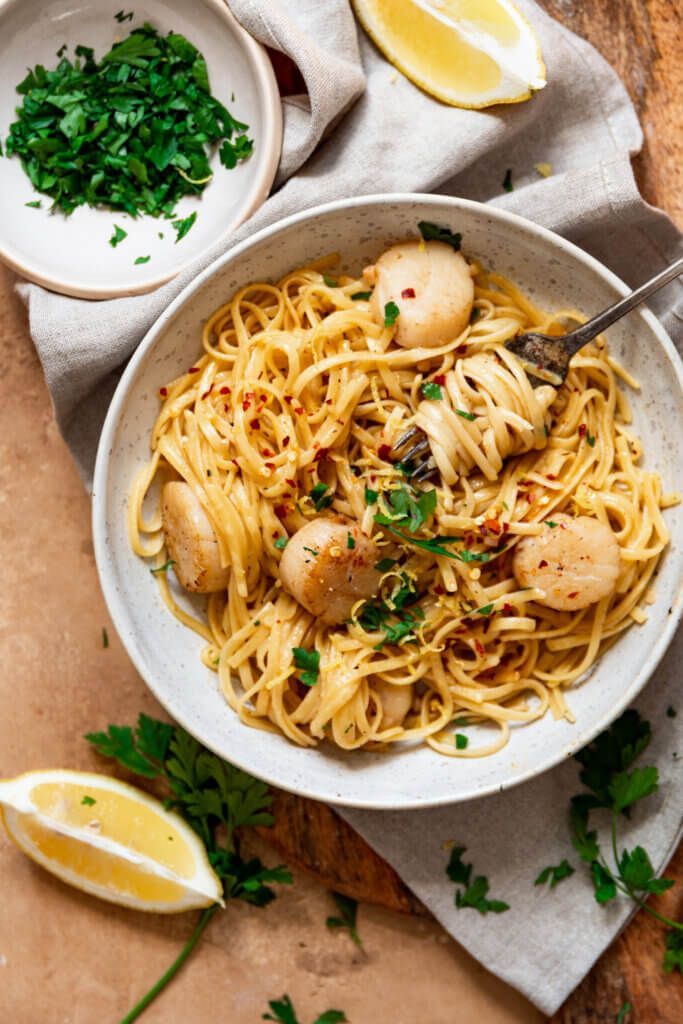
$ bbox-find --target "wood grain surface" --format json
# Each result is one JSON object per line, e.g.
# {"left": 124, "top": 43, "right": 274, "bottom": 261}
{"left": 261, "top": 2, "right": 683, "bottom": 1022}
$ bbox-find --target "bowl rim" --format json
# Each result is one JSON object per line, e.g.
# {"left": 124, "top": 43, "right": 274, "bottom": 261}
{"left": 92, "top": 192, "right": 683, "bottom": 809}
{"left": 0, "top": 0, "right": 283, "bottom": 299}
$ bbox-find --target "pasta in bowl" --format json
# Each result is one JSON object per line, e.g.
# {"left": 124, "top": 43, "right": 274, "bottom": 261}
{"left": 127, "top": 229, "right": 677, "bottom": 760}
{"left": 94, "top": 195, "right": 683, "bottom": 808}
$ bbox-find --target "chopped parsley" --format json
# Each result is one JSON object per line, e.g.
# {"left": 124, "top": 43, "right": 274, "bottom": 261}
{"left": 109, "top": 224, "right": 127, "bottom": 248}
{"left": 384, "top": 300, "right": 400, "bottom": 327}
{"left": 446, "top": 846, "right": 509, "bottom": 914}
{"left": 476, "top": 603, "right": 494, "bottom": 616}
{"left": 534, "top": 859, "right": 575, "bottom": 889}
{"left": 616, "top": 1004, "right": 632, "bottom": 1024}
{"left": 302, "top": 545, "right": 319, "bottom": 558}
{"left": 292, "top": 647, "right": 320, "bottom": 687}
{"left": 25, "top": 200, "right": 42, "bottom": 208}
{"left": 101, "top": 627, "right": 109, "bottom": 648}
{"left": 667, "top": 706, "right": 677, "bottom": 718}
{"left": 274, "top": 536, "right": 288, "bottom": 550}
{"left": 346, "top": 532, "right": 355, "bottom": 550}
{"left": 374, "top": 484, "right": 436, "bottom": 532}
{"left": 263, "top": 995, "right": 347, "bottom": 1024}
{"left": 364, "top": 486, "right": 378, "bottom": 505}
{"left": 502, "top": 168, "right": 514, "bottom": 192}
{"left": 134, "top": 255, "right": 151, "bottom": 264}
{"left": 456, "top": 408, "right": 476, "bottom": 422}
{"left": 358, "top": 574, "right": 423, "bottom": 649}
{"left": 310, "top": 482, "right": 333, "bottom": 511}
{"left": 455, "top": 733, "right": 468, "bottom": 750}
{"left": 322, "top": 275, "right": 337, "bottom": 287}
{"left": 351, "top": 290, "right": 372, "bottom": 300}
{"left": 4, "top": 24, "right": 252, "bottom": 221}
{"left": 545, "top": 521, "right": 558, "bottom": 529}
{"left": 115, "top": 9, "right": 134, "bottom": 22}
{"left": 81, "top": 795, "right": 96, "bottom": 806}
{"left": 150, "top": 559, "right": 175, "bottom": 575}
{"left": 421, "top": 381, "right": 443, "bottom": 400}
{"left": 417, "top": 220, "right": 462, "bottom": 251}
{"left": 587, "top": 433, "right": 596, "bottom": 447}
{"left": 374, "top": 557, "right": 397, "bottom": 572}
{"left": 172, "top": 211, "right": 197, "bottom": 242}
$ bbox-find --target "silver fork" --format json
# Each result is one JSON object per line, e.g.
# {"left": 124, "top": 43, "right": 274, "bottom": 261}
{"left": 392, "top": 256, "right": 683, "bottom": 481}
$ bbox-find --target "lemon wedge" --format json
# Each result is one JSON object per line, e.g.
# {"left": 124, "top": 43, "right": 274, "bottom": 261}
{"left": 352, "top": 0, "right": 546, "bottom": 108}
{"left": 0, "top": 769, "right": 222, "bottom": 912}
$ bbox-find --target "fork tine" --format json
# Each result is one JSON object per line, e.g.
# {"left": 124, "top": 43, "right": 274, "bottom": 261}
{"left": 392, "top": 425, "right": 422, "bottom": 454}
{"left": 412, "top": 457, "right": 438, "bottom": 482}
{"left": 400, "top": 437, "right": 431, "bottom": 463}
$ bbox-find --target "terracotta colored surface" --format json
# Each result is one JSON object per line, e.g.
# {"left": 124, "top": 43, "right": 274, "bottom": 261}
{"left": 1, "top": 2, "right": 682, "bottom": 1022}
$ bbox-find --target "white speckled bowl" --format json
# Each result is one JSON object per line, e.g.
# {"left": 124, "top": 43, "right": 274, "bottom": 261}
{"left": 0, "top": 0, "right": 281, "bottom": 298}
{"left": 92, "top": 195, "right": 683, "bottom": 809}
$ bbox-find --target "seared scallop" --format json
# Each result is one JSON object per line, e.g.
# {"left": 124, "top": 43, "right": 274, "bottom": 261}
{"left": 280, "top": 517, "right": 382, "bottom": 625}
{"left": 512, "top": 513, "right": 620, "bottom": 611}
{"left": 373, "top": 679, "right": 414, "bottom": 730}
{"left": 161, "top": 482, "right": 229, "bottom": 593}
{"left": 366, "top": 240, "right": 474, "bottom": 348}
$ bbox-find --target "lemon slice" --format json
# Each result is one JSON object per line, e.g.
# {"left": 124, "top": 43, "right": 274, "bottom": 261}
{"left": 352, "top": 0, "right": 546, "bottom": 108}
{"left": 0, "top": 770, "right": 222, "bottom": 913}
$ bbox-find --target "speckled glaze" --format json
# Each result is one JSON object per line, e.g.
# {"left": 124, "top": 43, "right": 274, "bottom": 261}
{"left": 92, "top": 195, "right": 683, "bottom": 810}
{"left": 0, "top": 0, "right": 281, "bottom": 298}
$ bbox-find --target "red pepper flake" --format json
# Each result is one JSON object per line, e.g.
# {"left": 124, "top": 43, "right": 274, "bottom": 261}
{"left": 325, "top": 399, "right": 333, "bottom": 405}
{"left": 538, "top": 559, "right": 548, "bottom": 568}
{"left": 474, "top": 640, "right": 485, "bottom": 657}
{"left": 314, "top": 447, "right": 330, "bottom": 462}
{"left": 250, "top": 418, "right": 260, "bottom": 429}
{"left": 377, "top": 443, "right": 392, "bottom": 461}
{"left": 401, "top": 287, "right": 416, "bottom": 299}
{"left": 224, "top": 405, "right": 229, "bottom": 413}
{"left": 274, "top": 504, "right": 288, "bottom": 519}
{"left": 286, "top": 478, "right": 297, "bottom": 487}
{"left": 433, "top": 373, "right": 446, "bottom": 386}
{"left": 456, "top": 344, "right": 468, "bottom": 355}
{"left": 578, "top": 423, "right": 587, "bottom": 438}
{"left": 220, "top": 386, "right": 231, "bottom": 395}
{"left": 187, "top": 366, "right": 200, "bottom": 374}
{"left": 284, "top": 395, "right": 293, "bottom": 405}
{"left": 503, "top": 602, "right": 514, "bottom": 614}
{"left": 282, "top": 436, "right": 290, "bottom": 448}
{"left": 272, "top": 530, "right": 280, "bottom": 538}
{"left": 201, "top": 389, "right": 212, "bottom": 400}
{"left": 242, "top": 400, "right": 251, "bottom": 412}
{"left": 502, "top": 522, "right": 510, "bottom": 534}
{"left": 484, "top": 518, "right": 502, "bottom": 535}
{"left": 434, "top": 584, "right": 445, "bottom": 595}
{"left": 232, "top": 459, "right": 240, "bottom": 469}
{"left": 568, "top": 591, "right": 579, "bottom": 599}
{"left": 261, "top": 448, "right": 273, "bottom": 457}
{"left": 546, "top": 473, "right": 557, "bottom": 480}
{"left": 295, "top": 406, "right": 305, "bottom": 416}
{"left": 265, "top": 462, "right": 275, "bottom": 470}
{"left": 159, "top": 386, "right": 168, "bottom": 397}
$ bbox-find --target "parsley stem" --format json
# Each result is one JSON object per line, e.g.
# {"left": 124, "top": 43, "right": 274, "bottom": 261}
{"left": 119, "top": 904, "right": 219, "bottom": 1024}
{"left": 609, "top": 811, "right": 682, "bottom": 933}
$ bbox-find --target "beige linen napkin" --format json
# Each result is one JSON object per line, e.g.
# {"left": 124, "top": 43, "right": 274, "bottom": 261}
{"left": 15, "top": 1, "right": 683, "bottom": 1013}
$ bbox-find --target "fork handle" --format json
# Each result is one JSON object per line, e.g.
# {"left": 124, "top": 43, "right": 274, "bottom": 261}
{"left": 563, "top": 255, "right": 683, "bottom": 354}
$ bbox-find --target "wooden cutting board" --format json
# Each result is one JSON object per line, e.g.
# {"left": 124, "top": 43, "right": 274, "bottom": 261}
{"left": 264, "top": 2, "right": 683, "bottom": 1021}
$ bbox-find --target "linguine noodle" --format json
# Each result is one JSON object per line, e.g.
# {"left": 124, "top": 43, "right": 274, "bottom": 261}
{"left": 128, "top": 256, "right": 677, "bottom": 757}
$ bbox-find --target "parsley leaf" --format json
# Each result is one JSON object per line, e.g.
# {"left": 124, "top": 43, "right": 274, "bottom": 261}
{"left": 534, "top": 860, "right": 575, "bottom": 889}
{"left": 347, "top": 532, "right": 355, "bottom": 550}
{"left": 310, "top": 482, "right": 333, "bottom": 512}
{"left": 134, "top": 255, "right": 151, "bottom": 265}
{"left": 292, "top": 646, "right": 320, "bottom": 687}
{"left": 384, "top": 300, "right": 400, "bottom": 327}
{"left": 455, "top": 733, "right": 468, "bottom": 750}
{"left": 374, "top": 557, "right": 397, "bottom": 572}
{"left": 447, "top": 847, "right": 509, "bottom": 914}
{"left": 663, "top": 929, "right": 683, "bottom": 973}
{"left": 351, "top": 290, "right": 372, "bottom": 300}
{"left": 364, "top": 486, "right": 378, "bottom": 505}
{"left": 81, "top": 795, "right": 96, "bottom": 806}
{"left": 109, "top": 224, "right": 127, "bottom": 248}
{"left": 322, "top": 275, "right": 337, "bottom": 287}
{"left": 502, "top": 168, "right": 514, "bottom": 192}
{"left": 151, "top": 559, "right": 175, "bottom": 575}
{"left": 417, "top": 221, "right": 462, "bottom": 251}
{"left": 456, "top": 408, "right": 476, "bottom": 421}
{"left": 326, "top": 891, "right": 362, "bottom": 946}
{"left": 172, "top": 211, "right": 197, "bottom": 242}
{"left": 25, "top": 199, "right": 42, "bottom": 208}
{"left": 421, "top": 381, "right": 443, "bottom": 400}
{"left": 274, "top": 536, "right": 288, "bottom": 550}
{"left": 616, "top": 1002, "right": 632, "bottom": 1024}
{"left": 618, "top": 846, "right": 674, "bottom": 895}
{"left": 263, "top": 996, "right": 347, "bottom": 1024}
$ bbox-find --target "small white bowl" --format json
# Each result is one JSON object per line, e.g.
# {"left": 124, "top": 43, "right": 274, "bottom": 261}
{"left": 0, "top": 0, "right": 281, "bottom": 298}
{"left": 93, "top": 195, "right": 683, "bottom": 810}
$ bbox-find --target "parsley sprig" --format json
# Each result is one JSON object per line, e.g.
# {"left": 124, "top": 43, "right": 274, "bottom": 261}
{"left": 326, "top": 891, "right": 363, "bottom": 946}
{"left": 357, "top": 573, "right": 424, "bottom": 649}
{"left": 4, "top": 24, "right": 252, "bottom": 219}
{"left": 263, "top": 995, "right": 347, "bottom": 1024}
{"left": 86, "top": 714, "right": 292, "bottom": 1022}
{"left": 446, "top": 846, "right": 510, "bottom": 914}
{"left": 567, "top": 710, "right": 681, "bottom": 969}
{"left": 372, "top": 484, "right": 490, "bottom": 564}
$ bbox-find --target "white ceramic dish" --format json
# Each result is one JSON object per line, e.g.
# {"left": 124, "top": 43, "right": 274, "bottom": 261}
{"left": 93, "top": 195, "right": 683, "bottom": 810}
{"left": 0, "top": 0, "right": 281, "bottom": 298}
